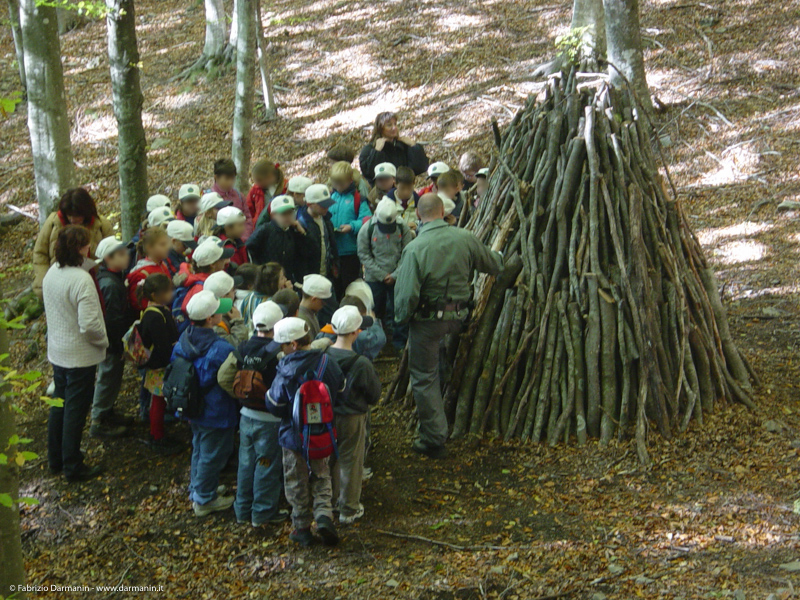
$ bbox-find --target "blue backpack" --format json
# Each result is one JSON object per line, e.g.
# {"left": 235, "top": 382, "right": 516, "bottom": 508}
{"left": 172, "top": 280, "right": 203, "bottom": 334}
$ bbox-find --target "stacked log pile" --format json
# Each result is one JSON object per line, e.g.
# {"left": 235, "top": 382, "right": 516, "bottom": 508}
{"left": 387, "top": 67, "right": 757, "bottom": 464}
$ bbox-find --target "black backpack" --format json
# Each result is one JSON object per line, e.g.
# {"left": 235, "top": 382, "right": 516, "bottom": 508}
{"left": 163, "top": 355, "right": 204, "bottom": 419}
{"left": 234, "top": 344, "right": 281, "bottom": 409}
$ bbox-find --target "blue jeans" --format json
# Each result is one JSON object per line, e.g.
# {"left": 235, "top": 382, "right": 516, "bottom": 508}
{"left": 189, "top": 424, "right": 235, "bottom": 505}
{"left": 369, "top": 280, "right": 407, "bottom": 349}
{"left": 235, "top": 415, "right": 283, "bottom": 524}
{"left": 49, "top": 364, "right": 98, "bottom": 477}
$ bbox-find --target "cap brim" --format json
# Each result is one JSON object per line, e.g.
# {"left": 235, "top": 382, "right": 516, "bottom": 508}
{"left": 180, "top": 195, "right": 200, "bottom": 202}
{"left": 233, "top": 275, "right": 244, "bottom": 287}
{"left": 214, "top": 200, "right": 233, "bottom": 210}
{"left": 272, "top": 206, "right": 296, "bottom": 214}
{"left": 183, "top": 239, "right": 198, "bottom": 250}
{"left": 317, "top": 199, "right": 335, "bottom": 209}
{"left": 220, "top": 247, "right": 235, "bottom": 260}
{"left": 215, "top": 297, "right": 233, "bottom": 315}
{"left": 361, "top": 315, "right": 374, "bottom": 329}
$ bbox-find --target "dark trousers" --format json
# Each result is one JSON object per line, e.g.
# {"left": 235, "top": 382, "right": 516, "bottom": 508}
{"left": 368, "top": 280, "right": 407, "bottom": 349}
{"left": 335, "top": 255, "right": 362, "bottom": 300}
{"left": 49, "top": 364, "right": 98, "bottom": 477}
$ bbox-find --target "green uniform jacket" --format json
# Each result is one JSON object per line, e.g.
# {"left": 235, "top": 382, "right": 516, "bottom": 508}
{"left": 394, "top": 219, "right": 504, "bottom": 324}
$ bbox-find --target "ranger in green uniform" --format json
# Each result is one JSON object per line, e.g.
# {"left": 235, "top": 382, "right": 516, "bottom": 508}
{"left": 394, "top": 193, "right": 504, "bottom": 458}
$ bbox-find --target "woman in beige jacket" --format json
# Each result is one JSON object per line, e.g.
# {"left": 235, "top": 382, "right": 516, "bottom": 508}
{"left": 33, "top": 188, "right": 113, "bottom": 297}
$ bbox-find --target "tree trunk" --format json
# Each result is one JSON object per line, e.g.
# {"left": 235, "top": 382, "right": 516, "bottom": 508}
{"left": 228, "top": 0, "right": 238, "bottom": 60}
{"left": 20, "top": 0, "right": 75, "bottom": 224}
{"left": 0, "top": 288, "right": 27, "bottom": 600}
{"left": 106, "top": 0, "right": 148, "bottom": 241}
{"left": 6, "top": 0, "right": 26, "bottom": 91}
{"left": 254, "top": 0, "right": 276, "bottom": 119}
{"left": 203, "top": 0, "right": 228, "bottom": 61}
{"left": 603, "top": 0, "right": 653, "bottom": 113}
{"left": 533, "top": 0, "right": 605, "bottom": 77}
{"left": 231, "top": 0, "right": 255, "bottom": 194}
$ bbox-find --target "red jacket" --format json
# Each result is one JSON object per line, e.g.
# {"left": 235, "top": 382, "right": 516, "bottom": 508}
{"left": 246, "top": 182, "right": 287, "bottom": 225}
{"left": 218, "top": 233, "right": 249, "bottom": 268}
{"left": 180, "top": 272, "right": 210, "bottom": 313}
{"left": 127, "top": 259, "right": 171, "bottom": 311}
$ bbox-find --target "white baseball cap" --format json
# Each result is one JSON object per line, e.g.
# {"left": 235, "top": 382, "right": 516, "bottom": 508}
{"left": 186, "top": 290, "right": 233, "bottom": 321}
{"left": 166, "top": 220, "right": 198, "bottom": 249}
{"left": 193, "top": 236, "right": 235, "bottom": 267}
{"left": 438, "top": 192, "right": 456, "bottom": 216}
{"left": 204, "top": 270, "right": 235, "bottom": 298}
{"left": 287, "top": 176, "right": 313, "bottom": 194}
{"left": 148, "top": 206, "right": 175, "bottom": 227}
{"left": 179, "top": 184, "right": 202, "bottom": 202}
{"left": 344, "top": 279, "right": 375, "bottom": 312}
{"left": 332, "top": 305, "right": 374, "bottom": 335}
{"left": 427, "top": 162, "right": 450, "bottom": 178}
{"left": 375, "top": 198, "right": 400, "bottom": 225}
{"left": 374, "top": 162, "right": 397, "bottom": 179}
{"left": 476, "top": 168, "right": 490, "bottom": 179}
{"left": 146, "top": 194, "right": 171, "bottom": 213}
{"left": 302, "top": 274, "right": 333, "bottom": 299}
{"left": 305, "top": 184, "right": 335, "bottom": 209}
{"left": 273, "top": 317, "right": 310, "bottom": 344}
{"left": 216, "top": 206, "right": 246, "bottom": 227}
{"left": 252, "top": 300, "right": 284, "bottom": 332}
{"left": 95, "top": 236, "right": 127, "bottom": 262}
{"left": 199, "top": 192, "right": 231, "bottom": 214}
{"left": 270, "top": 195, "right": 296, "bottom": 215}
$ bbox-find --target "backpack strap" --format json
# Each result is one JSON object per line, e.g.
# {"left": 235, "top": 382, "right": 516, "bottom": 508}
{"left": 141, "top": 305, "right": 166, "bottom": 321}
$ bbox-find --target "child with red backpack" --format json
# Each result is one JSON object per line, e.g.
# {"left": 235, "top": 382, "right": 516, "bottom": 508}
{"left": 127, "top": 228, "right": 172, "bottom": 311}
{"left": 266, "top": 317, "right": 345, "bottom": 547}
{"left": 217, "top": 301, "right": 288, "bottom": 527}
{"left": 213, "top": 206, "right": 249, "bottom": 269}
{"left": 328, "top": 161, "right": 372, "bottom": 299}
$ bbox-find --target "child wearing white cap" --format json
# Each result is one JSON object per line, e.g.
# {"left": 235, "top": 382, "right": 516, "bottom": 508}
{"left": 368, "top": 162, "right": 397, "bottom": 208}
{"left": 418, "top": 161, "right": 451, "bottom": 196}
{"left": 298, "top": 274, "right": 333, "bottom": 339}
{"left": 357, "top": 198, "right": 413, "bottom": 350}
{"left": 265, "top": 317, "right": 345, "bottom": 546}
{"left": 296, "top": 184, "right": 338, "bottom": 282}
{"left": 216, "top": 300, "right": 288, "bottom": 527}
{"left": 213, "top": 206, "right": 249, "bottom": 268}
{"left": 246, "top": 195, "right": 310, "bottom": 284}
{"left": 286, "top": 176, "right": 313, "bottom": 208}
{"left": 171, "top": 290, "right": 238, "bottom": 517}
{"left": 326, "top": 306, "right": 381, "bottom": 524}
{"left": 247, "top": 159, "right": 286, "bottom": 226}
{"left": 204, "top": 270, "right": 247, "bottom": 346}
{"left": 165, "top": 220, "right": 197, "bottom": 278}
{"left": 194, "top": 191, "right": 232, "bottom": 239}
{"left": 89, "top": 237, "right": 135, "bottom": 440}
{"left": 146, "top": 194, "right": 171, "bottom": 213}
{"left": 176, "top": 184, "right": 202, "bottom": 227}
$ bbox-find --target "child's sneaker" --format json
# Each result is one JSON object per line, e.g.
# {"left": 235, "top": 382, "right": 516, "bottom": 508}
{"left": 289, "top": 528, "right": 316, "bottom": 547}
{"left": 339, "top": 504, "right": 365, "bottom": 525}
{"left": 193, "top": 495, "right": 234, "bottom": 517}
{"left": 362, "top": 467, "right": 374, "bottom": 481}
{"left": 252, "top": 508, "right": 290, "bottom": 527}
{"left": 316, "top": 515, "right": 339, "bottom": 546}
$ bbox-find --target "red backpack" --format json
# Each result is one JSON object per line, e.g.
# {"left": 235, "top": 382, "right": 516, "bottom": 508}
{"left": 291, "top": 354, "right": 338, "bottom": 463}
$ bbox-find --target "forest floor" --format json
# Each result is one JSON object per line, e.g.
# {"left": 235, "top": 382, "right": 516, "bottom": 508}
{"left": 2, "top": 0, "right": 800, "bottom": 598}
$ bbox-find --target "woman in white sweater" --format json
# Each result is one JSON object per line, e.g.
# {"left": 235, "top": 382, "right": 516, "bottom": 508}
{"left": 42, "top": 225, "right": 109, "bottom": 482}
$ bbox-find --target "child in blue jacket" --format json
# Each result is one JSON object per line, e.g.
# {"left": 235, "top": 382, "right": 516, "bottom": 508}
{"left": 328, "top": 161, "right": 372, "bottom": 299}
{"left": 171, "top": 290, "right": 238, "bottom": 518}
{"left": 266, "top": 317, "right": 345, "bottom": 548}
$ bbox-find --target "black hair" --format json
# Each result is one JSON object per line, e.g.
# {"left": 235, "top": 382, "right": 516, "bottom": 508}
{"left": 214, "top": 158, "right": 237, "bottom": 177}
{"left": 254, "top": 262, "right": 284, "bottom": 297}
{"left": 59, "top": 188, "right": 98, "bottom": 221}
{"left": 235, "top": 263, "right": 259, "bottom": 290}
{"left": 54, "top": 225, "right": 91, "bottom": 267}
{"left": 396, "top": 166, "right": 415, "bottom": 185}
{"left": 136, "top": 272, "right": 172, "bottom": 304}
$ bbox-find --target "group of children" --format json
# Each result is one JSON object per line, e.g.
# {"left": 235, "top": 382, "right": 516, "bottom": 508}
{"left": 82, "top": 145, "right": 489, "bottom": 546}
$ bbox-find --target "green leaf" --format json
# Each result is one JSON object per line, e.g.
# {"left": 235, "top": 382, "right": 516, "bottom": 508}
{"left": 0, "top": 493, "right": 12, "bottom": 508}
{"left": 17, "top": 438, "right": 32, "bottom": 445}
{"left": 18, "top": 497, "right": 39, "bottom": 506}
{"left": 21, "top": 451, "right": 38, "bottom": 460}
{"left": 24, "top": 382, "right": 41, "bottom": 393}
{"left": 20, "top": 370, "right": 42, "bottom": 382}
{"left": 41, "top": 396, "right": 64, "bottom": 408}
{"left": 429, "top": 521, "right": 448, "bottom": 530}
{"left": 7, "top": 434, "right": 18, "bottom": 446}
{"left": 0, "top": 453, "right": 7, "bottom": 465}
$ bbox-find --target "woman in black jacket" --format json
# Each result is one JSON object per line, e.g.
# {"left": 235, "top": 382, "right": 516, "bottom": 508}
{"left": 358, "top": 112, "right": 429, "bottom": 186}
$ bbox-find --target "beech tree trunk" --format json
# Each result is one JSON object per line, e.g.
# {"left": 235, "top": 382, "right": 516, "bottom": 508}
{"left": 229, "top": 0, "right": 238, "bottom": 58}
{"left": 203, "top": 0, "right": 228, "bottom": 62}
{"left": 20, "top": 0, "right": 75, "bottom": 224}
{"left": 6, "top": 0, "right": 26, "bottom": 91}
{"left": 533, "top": 0, "right": 606, "bottom": 77}
{"left": 255, "top": 0, "right": 276, "bottom": 119}
{"left": 231, "top": 0, "right": 255, "bottom": 194}
{"left": 0, "top": 296, "right": 27, "bottom": 600}
{"left": 603, "top": 0, "right": 653, "bottom": 114}
{"left": 106, "top": 0, "right": 148, "bottom": 241}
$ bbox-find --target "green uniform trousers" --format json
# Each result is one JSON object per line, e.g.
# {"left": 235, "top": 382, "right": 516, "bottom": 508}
{"left": 408, "top": 318, "right": 463, "bottom": 448}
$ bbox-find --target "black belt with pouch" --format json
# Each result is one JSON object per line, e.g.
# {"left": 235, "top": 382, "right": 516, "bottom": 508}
{"left": 417, "top": 299, "right": 469, "bottom": 320}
